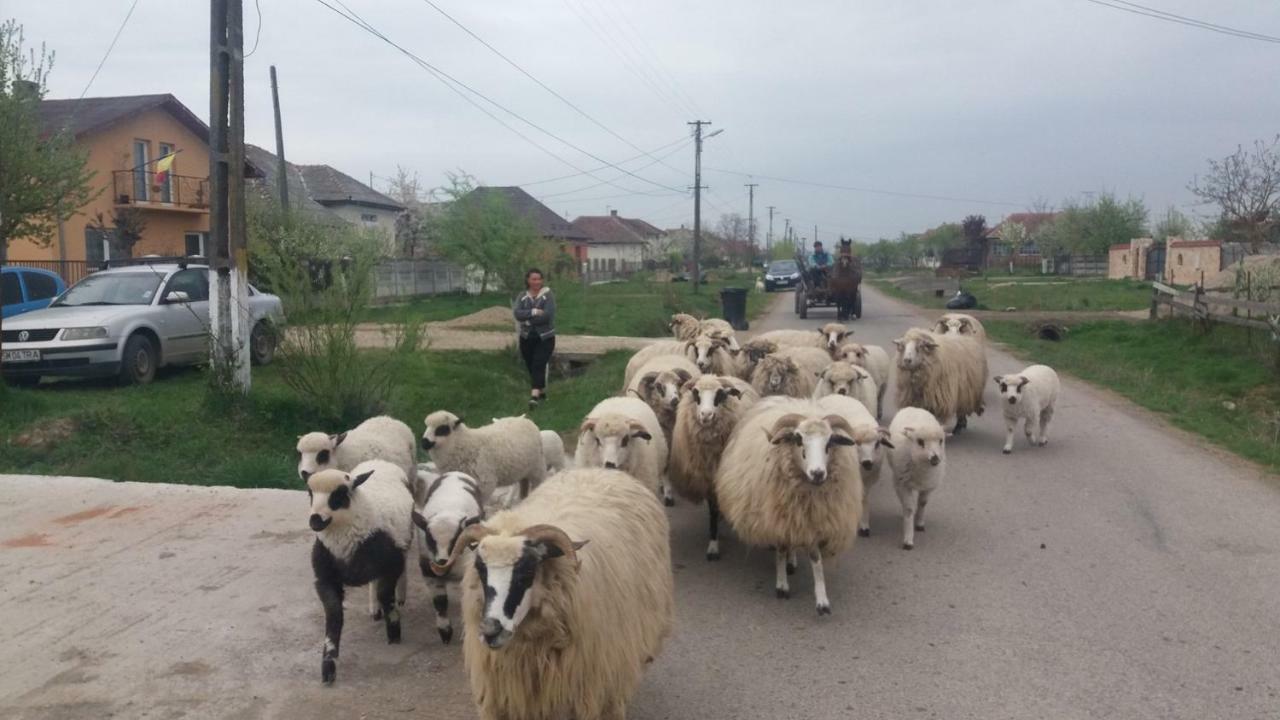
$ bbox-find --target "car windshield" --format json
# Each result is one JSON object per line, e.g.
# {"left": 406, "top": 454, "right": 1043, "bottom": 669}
{"left": 54, "top": 272, "right": 164, "bottom": 307}
{"left": 769, "top": 261, "right": 798, "bottom": 273}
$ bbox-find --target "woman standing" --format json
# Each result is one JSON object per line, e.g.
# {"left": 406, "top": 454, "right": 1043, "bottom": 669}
{"left": 513, "top": 268, "right": 556, "bottom": 408}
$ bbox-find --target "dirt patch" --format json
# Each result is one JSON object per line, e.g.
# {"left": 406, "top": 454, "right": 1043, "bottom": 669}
{"left": 53, "top": 506, "right": 115, "bottom": 525}
{"left": 11, "top": 417, "right": 77, "bottom": 450}
{"left": 2, "top": 532, "right": 54, "bottom": 548}
{"left": 107, "top": 506, "right": 144, "bottom": 519}
{"left": 164, "top": 660, "right": 213, "bottom": 677}
{"left": 436, "top": 306, "right": 512, "bottom": 329}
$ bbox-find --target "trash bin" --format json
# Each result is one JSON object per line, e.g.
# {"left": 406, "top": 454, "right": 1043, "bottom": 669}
{"left": 719, "top": 287, "right": 749, "bottom": 331}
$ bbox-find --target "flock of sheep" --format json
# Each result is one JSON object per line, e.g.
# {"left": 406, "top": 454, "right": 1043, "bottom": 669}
{"left": 293, "top": 309, "right": 1062, "bottom": 719}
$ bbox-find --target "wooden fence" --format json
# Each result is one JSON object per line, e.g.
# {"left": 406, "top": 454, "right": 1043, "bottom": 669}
{"left": 1151, "top": 280, "right": 1280, "bottom": 365}
{"left": 373, "top": 259, "right": 467, "bottom": 301}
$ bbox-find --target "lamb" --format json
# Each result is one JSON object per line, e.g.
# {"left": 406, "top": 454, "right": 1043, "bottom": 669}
{"left": 715, "top": 398, "right": 863, "bottom": 614}
{"left": 885, "top": 407, "right": 947, "bottom": 550}
{"left": 623, "top": 340, "right": 688, "bottom": 389}
{"left": 574, "top": 396, "right": 668, "bottom": 499}
{"left": 540, "top": 430, "right": 569, "bottom": 473}
{"left": 752, "top": 328, "right": 830, "bottom": 352}
{"left": 813, "top": 360, "right": 878, "bottom": 413}
{"left": 933, "top": 312, "right": 986, "bottom": 339}
{"left": 994, "top": 364, "right": 1060, "bottom": 454}
{"left": 893, "top": 327, "right": 987, "bottom": 433}
{"left": 816, "top": 394, "right": 892, "bottom": 537}
{"left": 432, "top": 468, "right": 674, "bottom": 720}
{"left": 668, "top": 374, "right": 760, "bottom": 560}
{"left": 421, "top": 411, "right": 543, "bottom": 500}
{"left": 411, "top": 470, "right": 485, "bottom": 645}
{"left": 307, "top": 460, "right": 413, "bottom": 684}
{"left": 750, "top": 353, "right": 817, "bottom": 398}
{"left": 625, "top": 355, "right": 701, "bottom": 444}
{"left": 836, "top": 342, "right": 891, "bottom": 418}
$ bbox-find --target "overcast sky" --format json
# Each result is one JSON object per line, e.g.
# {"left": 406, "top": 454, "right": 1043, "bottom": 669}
{"left": 10, "top": 0, "right": 1280, "bottom": 242}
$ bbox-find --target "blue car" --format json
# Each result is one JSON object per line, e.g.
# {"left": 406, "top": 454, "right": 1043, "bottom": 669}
{"left": 1, "top": 267, "right": 66, "bottom": 319}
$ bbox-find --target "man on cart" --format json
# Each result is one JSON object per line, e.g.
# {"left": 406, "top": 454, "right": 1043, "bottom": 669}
{"left": 808, "top": 241, "right": 831, "bottom": 288}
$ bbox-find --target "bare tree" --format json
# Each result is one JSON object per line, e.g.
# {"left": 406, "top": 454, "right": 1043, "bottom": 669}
{"left": 716, "top": 213, "right": 750, "bottom": 265}
{"left": 1189, "top": 136, "right": 1280, "bottom": 252}
{"left": 386, "top": 166, "right": 429, "bottom": 257}
{"left": 999, "top": 221, "right": 1028, "bottom": 274}
{"left": 90, "top": 208, "right": 146, "bottom": 259}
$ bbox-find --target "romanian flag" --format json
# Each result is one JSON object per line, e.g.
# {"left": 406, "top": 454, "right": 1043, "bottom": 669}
{"left": 153, "top": 153, "right": 176, "bottom": 185}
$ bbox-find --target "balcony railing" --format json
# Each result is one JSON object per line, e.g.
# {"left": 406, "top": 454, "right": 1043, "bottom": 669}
{"left": 112, "top": 170, "right": 210, "bottom": 211}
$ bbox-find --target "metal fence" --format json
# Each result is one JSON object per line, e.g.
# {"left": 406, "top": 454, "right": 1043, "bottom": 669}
{"left": 1, "top": 259, "right": 94, "bottom": 286}
{"left": 1048, "top": 255, "right": 1108, "bottom": 277}
{"left": 374, "top": 258, "right": 467, "bottom": 301}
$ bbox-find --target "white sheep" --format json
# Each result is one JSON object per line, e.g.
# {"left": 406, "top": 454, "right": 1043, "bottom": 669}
{"left": 813, "top": 360, "right": 878, "bottom": 413}
{"left": 623, "top": 340, "right": 688, "bottom": 389}
{"left": 669, "top": 312, "right": 702, "bottom": 341}
{"left": 816, "top": 322, "right": 853, "bottom": 353}
{"left": 575, "top": 396, "right": 668, "bottom": 499}
{"left": 716, "top": 398, "right": 863, "bottom": 614}
{"left": 624, "top": 355, "right": 701, "bottom": 445}
{"left": 669, "top": 374, "right": 760, "bottom": 560}
{"left": 752, "top": 328, "right": 831, "bottom": 352}
{"left": 540, "top": 430, "right": 570, "bottom": 472}
{"left": 772, "top": 344, "right": 832, "bottom": 379}
{"left": 432, "top": 468, "right": 674, "bottom": 720}
{"left": 422, "top": 411, "right": 544, "bottom": 500}
{"left": 750, "top": 352, "right": 817, "bottom": 398}
{"left": 411, "top": 470, "right": 485, "bottom": 645}
{"left": 933, "top": 312, "right": 986, "bottom": 339}
{"left": 307, "top": 460, "right": 413, "bottom": 684}
{"left": 699, "top": 317, "right": 741, "bottom": 350}
{"left": 893, "top": 327, "right": 987, "bottom": 433}
{"left": 815, "top": 394, "right": 892, "bottom": 537}
{"left": 994, "top": 364, "right": 1060, "bottom": 454}
{"left": 685, "top": 334, "right": 743, "bottom": 376}
{"left": 885, "top": 407, "right": 947, "bottom": 550}
{"left": 836, "top": 342, "right": 891, "bottom": 418}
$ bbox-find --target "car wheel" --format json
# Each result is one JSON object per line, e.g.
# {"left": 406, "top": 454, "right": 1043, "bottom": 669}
{"left": 118, "top": 333, "right": 157, "bottom": 386}
{"left": 251, "top": 322, "right": 276, "bottom": 366}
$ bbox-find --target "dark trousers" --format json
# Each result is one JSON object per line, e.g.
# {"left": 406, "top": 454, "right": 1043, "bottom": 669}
{"left": 520, "top": 334, "right": 555, "bottom": 391}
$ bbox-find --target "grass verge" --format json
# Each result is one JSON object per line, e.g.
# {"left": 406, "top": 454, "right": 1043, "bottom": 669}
{"left": 870, "top": 276, "right": 1152, "bottom": 312}
{"left": 986, "top": 319, "right": 1280, "bottom": 472}
{"left": 0, "top": 349, "right": 631, "bottom": 489}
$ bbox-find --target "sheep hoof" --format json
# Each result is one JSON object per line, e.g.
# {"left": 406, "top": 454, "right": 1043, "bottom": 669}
{"left": 438, "top": 626, "right": 453, "bottom": 645}
{"left": 370, "top": 609, "right": 383, "bottom": 620}
{"left": 1002, "top": 448, "right": 1011, "bottom": 455}
{"left": 786, "top": 562, "right": 797, "bottom": 576}
{"left": 664, "top": 496, "right": 676, "bottom": 507}
{"left": 386, "top": 623, "right": 401, "bottom": 644}
{"left": 902, "top": 543, "right": 914, "bottom": 550}
{"left": 914, "top": 524, "right": 925, "bottom": 532}
{"left": 858, "top": 527, "right": 871, "bottom": 537}
{"left": 321, "top": 660, "right": 336, "bottom": 685}
{"left": 775, "top": 588, "right": 790, "bottom": 599}
{"left": 816, "top": 603, "right": 832, "bottom": 616}
{"left": 706, "top": 550, "right": 720, "bottom": 561}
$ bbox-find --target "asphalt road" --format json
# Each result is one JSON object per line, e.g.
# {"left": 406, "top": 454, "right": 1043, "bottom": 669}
{"left": 1, "top": 285, "right": 1277, "bottom": 719}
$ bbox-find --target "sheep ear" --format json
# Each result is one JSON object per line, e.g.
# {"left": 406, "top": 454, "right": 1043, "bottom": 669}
{"left": 674, "top": 369, "right": 693, "bottom": 384}
{"left": 453, "top": 418, "right": 464, "bottom": 429}
{"left": 351, "top": 469, "right": 375, "bottom": 489}
{"left": 680, "top": 378, "right": 697, "bottom": 394}
{"left": 1017, "top": 377, "right": 1030, "bottom": 389}
{"left": 411, "top": 510, "right": 429, "bottom": 531}
{"left": 920, "top": 337, "right": 938, "bottom": 352}
{"left": 901, "top": 427, "right": 916, "bottom": 439}
{"left": 331, "top": 431, "right": 348, "bottom": 448}
{"left": 840, "top": 330, "right": 852, "bottom": 341}
{"left": 628, "top": 421, "right": 652, "bottom": 441}
{"left": 579, "top": 418, "right": 596, "bottom": 436}
{"left": 640, "top": 372, "right": 658, "bottom": 388}
{"left": 892, "top": 338, "right": 905, "bottom": 350}
{"left": 726, "top": 387, "right": 742, "bottom": 398}
{"left": 463, "top": 515, "right": 483, "bottom": 528}
{"left": 993, "top": 375, "right": 1004, "bottom": 386}
{"left": 829, "top": 434, "right": 855, "bottom": 447}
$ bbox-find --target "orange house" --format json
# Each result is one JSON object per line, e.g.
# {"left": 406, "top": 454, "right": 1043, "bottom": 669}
{"left": 10, "top": 94, "right": 237, "bottom": 265}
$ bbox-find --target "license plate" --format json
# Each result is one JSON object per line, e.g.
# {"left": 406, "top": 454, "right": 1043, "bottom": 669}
{"left": 2, "top": 349, "right": 40, "bottom": 363}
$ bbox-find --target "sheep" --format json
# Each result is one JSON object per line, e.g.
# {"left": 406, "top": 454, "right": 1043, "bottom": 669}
{"left": 623, "top": 340, "right": 688, "bottom": 389}
{"left": 816, "top": 322, "right": 853, "bottom": 354}
{"left": 815, "top": 394, "right": 892, "bottom": 537}
{"left": 411, "top": 470, "right": 485, "bottom": 645}
{"left": 772, "top": 344, "right": 833, "bottom": 379}
{"left": 575, "top": 396, "right": 668, "bottom": 499}
{"left": 422, "top": 411, "right": 543, "bottom": 500}
{"left": 307, "top": 460, "right": 413, "bottom": 684}
{"left": 813, "top": 360, "right": 878, "bottom": 412}
{"left": 540, "top": 430, "right": 569, "bottom": 473}
{"left": 892, "top": 327, "right": 987, "bottom": 433}
{"left": 994, "top": 364, "right": 1060, "bottom": 454}
{"left": 297, "top": 416, "right": 424, "bottom": 619}
{"left": 685, "top": 333, "right": 744, "bottom": 376}
{"left": 715, "top": 398, "right": 863, "bottom": 614}
{"left": 625, "top": 354, "right": 702, "bottom": 445}
{"left": 933, "top": 312, "right": 986, "bottom": 340}
{"left": 669, "top": 312, "right": 702, "bottom": 341}
{"left": 431, "top": 468, "right": 674, "bottom": 720}
{"left": 699, "top": 317, "right": 740, "bottom": 350}
{"left": 749, "top": 352, "right": 818, "bottom": 398}
{"left": 836, "top": 342, "right": 891, "bottom": 418}
{"left": 885, "top": 407, "right": 947, "bottom": 550}
{"left": 669, "top": 374, "right": 760, "bottom": 560}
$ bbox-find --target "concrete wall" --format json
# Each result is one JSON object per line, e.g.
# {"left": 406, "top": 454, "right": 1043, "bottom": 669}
{"left": 327, "top": 203, "right": 398, "bottom": 253}
{"left": 1108, "top": 246, "right": 1130, "bottom": 279}
{"left": 587, "top": 243, "right": 644, "bottom": 273}
{"left": 1166, "top": 239, "right": 1221, "bottom": 286}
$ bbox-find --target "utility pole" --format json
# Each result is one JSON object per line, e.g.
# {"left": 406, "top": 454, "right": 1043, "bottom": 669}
{"left": 784, "top": 218, "right": 791, "bottom": 248}
{"left": 269, "top": 65, "right": 289, "bottom": 217}
{"left": 744, "top": 183, "right": 757, "bottom": 267}
{"left": 210, "top": 0, "right": 251, "bottom": 392}
{"left": 688, "top": 120, "right": 710, "bottom": 292}
{"left": 814, "top": 224, "right": 819, "bottom": 247}
{"left": 766, "top": 205, "right": 775, "bottom": 259}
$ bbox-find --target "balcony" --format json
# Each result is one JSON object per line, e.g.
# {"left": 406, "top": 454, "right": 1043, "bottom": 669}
{"left": 112, "top": 170, "right": 210, "bottom": 213}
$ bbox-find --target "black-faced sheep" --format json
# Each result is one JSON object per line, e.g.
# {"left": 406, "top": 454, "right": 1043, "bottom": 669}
{"left": 994, "top": 364, "right": 1060, "bottom": 454}
{"left": 411, "top": 470, "right": 485, "bottom": 645}
{"left": 885, "top": 407, "right": 947, "bottom": 550}
{"left": 422, "top": 411, "right": 544, "bottom": 500}
{"left": 933, "top": 312, "right": 986, "bottom": 339}
{"left": 574, "top": 396, "right": 668, "bottom": 499}
{"left": 432, "top": 468, "right": 674, "bottom": 720}
{"left": 307, "top": 460, "right": 413, "bottom": 684}
{"left": 813, "top": 360, "right": 878, "bottom": 413}
{"left": 892, "top": 327, "right": 987, "bottom": 433}
{"left": 816, "top": 394, "right": 892, "bottom": 537}
{"left": 716, "top": 399, "right": 863, "bottom": 614}
{"left": 625, "top": 355, "right": 701, "bottom": 445}
{"left": 836, "top": 342, "right": 891, "bottom": 418}
{"left": 669, "top": 374, "right": 760, "bottom": 560}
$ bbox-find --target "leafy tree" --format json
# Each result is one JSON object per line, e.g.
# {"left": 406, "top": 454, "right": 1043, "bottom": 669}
{"left": 998, "top": 221, "right": 1027, "bottom": 273}
{"left": 896, "top": 232, "right": 924, "bottom": 268}
{"left": 866, "top": 238, "right": 896, "bottom": 273}
{"left": 432, "top": 172, "right": 547, "bottom": 296}
{"left": 962, "top": 215, "right": 988, "bottom": 243}
{"left": 919, "top": 222, "right": 963, "bottom": 258}
{"left": 1039, "top": 194, "right": 1147, "bottom": 256}
{"left": 1189, "top": 136, "right": 1280, "bottom": 252}
{"left": 1153, "top": 206, "right": 1196, "bottom": 243}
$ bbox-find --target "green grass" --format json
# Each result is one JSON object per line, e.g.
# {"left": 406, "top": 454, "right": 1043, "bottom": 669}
{"left": 870, "top": 276, "right": 1153, "bottom": 312}
{"left": 986, "top": 319, "right": 1280, "bottom": 472}
{"left": 0, "top": 349, "right": 631, "bottom": 489}
{"left": 362, "top": 271, "right": 769, "bottom": 337}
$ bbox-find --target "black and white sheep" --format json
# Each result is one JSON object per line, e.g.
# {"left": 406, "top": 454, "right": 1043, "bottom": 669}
{"left": 422, "top": 411, "right": 543, "bottom": 500}
{"left": 411, "top": 470, "right": 485, "bottom": 645}
{"left": 885, "top": 407, "right": 947, "bottom": 550}
{"left": 625, "top": 354, "right": 701, "bottom": 445}
{"left": 994, "top": 364, "right": 1060, "bottom": 454}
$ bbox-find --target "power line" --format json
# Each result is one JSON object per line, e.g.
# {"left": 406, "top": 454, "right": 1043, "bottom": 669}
{"left": 536, "top": 138, "right": 691, "bottom": 199}
{"left": 78, "top": 0, "right": 141, "bottom": 100}
{"left": 517, "top": 135, "right": 689, "bottom": 187}
{"left": 314, "top": 0, "right": 685, "bottom": 197}
{"left": 595, "top": 0, "right": 703, "bottom": 116}
{"left": 1078, "top": 0, "right": 1280, "bottom": 44}
{"left": 245, "top": 0, "right": 263, "bottom": 58}
{"left": 703, "top": 166, "right": 1023, "bottom": 207}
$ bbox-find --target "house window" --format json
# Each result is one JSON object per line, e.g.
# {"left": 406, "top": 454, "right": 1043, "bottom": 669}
{"left": 184, "top": 232, "right": 208, "bottom": 257}
{"left": 608, "top": 258, "right": 617, "bottom": 272}
{"left": 360, "top": 213, "right": 378, "bottom": 225}
{"left": 158, "top": 142, "right": 175, "bottom": 202}
{"left": 1177, "top": 254, "right": 1183, "bottom": 266}
{"left": 132, "top": 140, "right": 150, "bottom": 201}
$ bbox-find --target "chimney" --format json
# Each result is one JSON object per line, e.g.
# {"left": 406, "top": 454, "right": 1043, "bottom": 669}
{"left": 610, "top": 209, "right": 618, "bottom": 217}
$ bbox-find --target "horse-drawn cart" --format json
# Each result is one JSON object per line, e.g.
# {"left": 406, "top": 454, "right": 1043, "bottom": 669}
{"left": 793, "top": 240, "right": 863, "bottom": 320}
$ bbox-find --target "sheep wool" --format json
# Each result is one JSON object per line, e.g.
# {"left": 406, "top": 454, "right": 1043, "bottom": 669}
{"left": 574, "top": 396, "right": 668, "bottom": 497}
{"left": 933, "top": 312, "right": 986, "bottom": 340}
{"left": 893, "top": 327, "right": 987, "bottom": 432}
{"left": 750, "top": 353, "right": 818, "bottom": 399}
{"left": 836, "top": 342, "right": 891, "bottom": 418}
{"left": 813, "top": 360, "right": 878, "bottom": 413}
{"left": 994, "top": 364, "right": 1060, "bottom": 454}
{"left": 816, "top": 394, "right": 891, "bottom": 537}
{"left": 752, "top": 328, "right": 830, "bottom": 352}
{"left": 540, "top": 430, "right": 570, "bottom": 473}
{"left": 885, "top": 407, "right": 947, "bottom": 550}
{"left": 669, "top": 313, "right": 702, "bottom": 341}
{"left": 623, "top": 340, "right": 689, "bottom": 389}
{"left": 422, "top": 411, "right": 544, "bottom": 500}
{"left": 625, "top": 355, "right": 702, "bottom": 444}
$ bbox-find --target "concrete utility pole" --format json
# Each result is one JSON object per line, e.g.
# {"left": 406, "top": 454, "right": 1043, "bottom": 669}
{"left": 688, "top": 120, "right": 711, "bottom": 292}
{"left": 269, "top": 65, "right": 289, "bottom": 216}
{"left": 766, "top": 205, "right": 775, "bottom": 258}
{"left": 744, "top": 183, "right": 757, "bottom": 266}
{"left": 209, "top": 0, "right": 251, "bottom": 392}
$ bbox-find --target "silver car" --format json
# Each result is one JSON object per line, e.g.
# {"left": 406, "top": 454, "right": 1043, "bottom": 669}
{"left": 1, "top": 262, "right": 284, "bottom": 386}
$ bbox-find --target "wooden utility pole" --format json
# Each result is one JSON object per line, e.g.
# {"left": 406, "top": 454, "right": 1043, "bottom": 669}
{"left": 210, "top": 0, "right": 251, "bottom": 392}
{"left": 688, "top": 120, "right": 710, "bottom": 292}
{"left": 766, "top": 205, "right": 775, "bottom": 259}
{"left": 744, "top": 183, "right": 757, "bottom": 266}
{"left": 269, "top": 65, "right": 289, "bottom": 215}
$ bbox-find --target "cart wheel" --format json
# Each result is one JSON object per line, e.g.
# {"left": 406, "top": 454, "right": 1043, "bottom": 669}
{"left": 853, "top": 290, "right": 863, "bottom": 319}
{"left": 794, "top": 289, "right": 802, "bottom": 314}
{"left": 798, "top": 290, "right": 808, "bottom": 319}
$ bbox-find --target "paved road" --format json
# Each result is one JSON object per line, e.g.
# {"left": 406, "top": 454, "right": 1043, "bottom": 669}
{"left": 1, "top": 285, "right": 1277, "bottom": 719}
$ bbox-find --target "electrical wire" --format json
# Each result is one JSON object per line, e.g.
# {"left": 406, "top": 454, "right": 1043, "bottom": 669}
{"left": 703, "top": 167, "right": 1023, "bottom": 207}
{"left": 78, "top": 0, "right": 141, "bottom": 100}
{"left": 1078, "top": 0, "right": 1280, "bottom": 44}
{"left": 595, "top": 0, "right": 703, "bottom": 117}
{"left": 517, "top": 135, "right": 690, "bottom": 187}
{"left": 245, "top": 0, "right": 263, "bottom": 58}
{"left": 536, "top": 139, "right": 691, "bottom": 199}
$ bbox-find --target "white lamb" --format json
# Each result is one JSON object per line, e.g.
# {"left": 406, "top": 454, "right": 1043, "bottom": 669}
{"left": 885, "top": 407, "right": 947, "bottom": 550}
{"left": 836, "top": 342, "right": 891, "bottom": 418}
{"left": 994, "top": 364, "right": 1060, "bottom": 454}
{"left": 412, "top": 470, "right": 485, "bottom": 645}
{"left": 575, "top": 396, "right": 668, "bottom": 499}
{"left": 816, "top": 394, "right": 892, "bottom": 538}
{"left": 933, "top": 312, "right": 986, "bottom": 339}
{"left": 421, "top": 411, "right": 543, "bottom": 500}
{"left": 813, "top": 360, "right": 878, "bottom": 413}
{"left": 431, "top": 468, "right": 673, "bottom": 720}
{"left": 540, "top": 430, "right": 569, "bottom": 472}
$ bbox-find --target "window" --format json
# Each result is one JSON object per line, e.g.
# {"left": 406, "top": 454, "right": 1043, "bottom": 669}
{"left": 1, "top": 272, "right": 21, "bottom": 305}
{"left": 84, "top": 227, "right": 112, "bottom": 265}
{"left": 164, "top": 269, "right": 209, "bottom": 302}
{"left": 132, "top": 140, "right": 150, "bottom": 201}
{"left": 23, "top": 272, "right": 59, "bottom": 301}
{"left": 608, "top": 258, "right": 617, "bottom": 272}
{"left": 1177, "top": 254, "right": 1183, "bottom": 266}
{"left": 360, "top": 213, "right": 378, "bottom": 224}
{"left": 158, "top": 142, "right": 175, "bottom": 203}
{"left": 184, "top": 232, "right": 207, "bottom": 257}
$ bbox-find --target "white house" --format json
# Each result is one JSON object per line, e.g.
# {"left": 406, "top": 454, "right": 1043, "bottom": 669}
{"left": 571, "top": 210, "right": 650, "bottom": 276}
